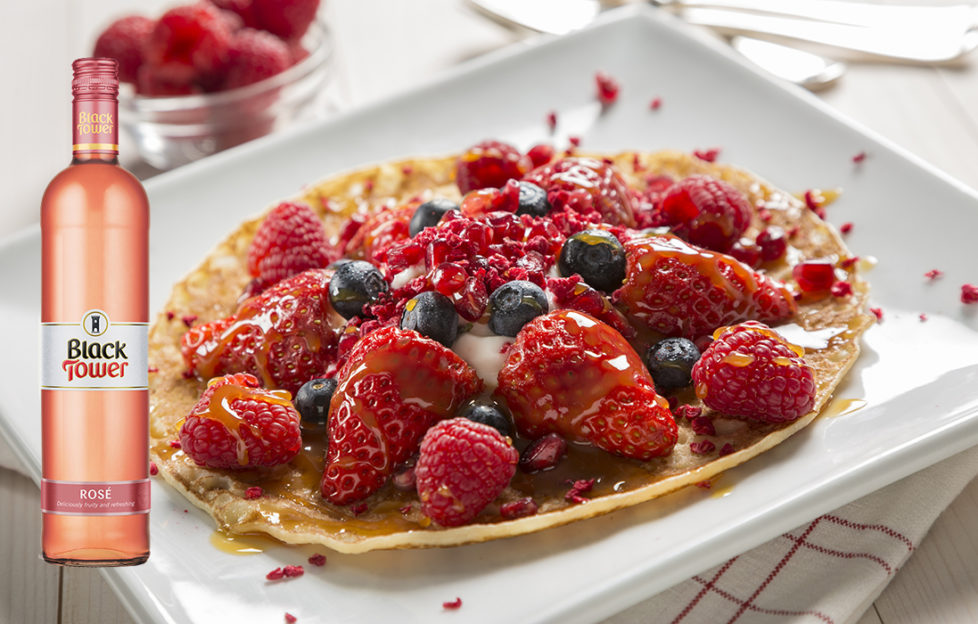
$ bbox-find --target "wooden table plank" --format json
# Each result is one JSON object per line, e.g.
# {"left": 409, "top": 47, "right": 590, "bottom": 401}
{"left": 0, "top": 468, "right": 60, "bottom": 624}
{"left": 61, "top": 569, "right": 135, "bottom": 624}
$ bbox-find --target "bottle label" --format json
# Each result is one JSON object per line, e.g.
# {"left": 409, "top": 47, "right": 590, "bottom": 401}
{"left": 41, "top": 309, "right": 148, "bottom": 390}
{"left": 41, "top": 479, "right": 150, "bottom": 516}
{"left": 72, "top": 99, "right": 118, "bottom": 153}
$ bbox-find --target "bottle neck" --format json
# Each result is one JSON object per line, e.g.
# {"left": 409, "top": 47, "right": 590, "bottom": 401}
{"left": 72, "top": 96, "right": 119, "bottom": 163}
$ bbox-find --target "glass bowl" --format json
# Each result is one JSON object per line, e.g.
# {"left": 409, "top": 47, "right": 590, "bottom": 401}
{"left": 120, "top": 20, "right": 334, "bottom": 170}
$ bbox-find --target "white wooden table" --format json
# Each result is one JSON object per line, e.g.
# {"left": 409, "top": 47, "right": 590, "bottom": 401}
{"left": 2, "top": 1, "right": 978, "bottom": 622}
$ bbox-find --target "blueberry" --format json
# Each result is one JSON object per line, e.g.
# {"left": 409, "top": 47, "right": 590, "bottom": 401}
{"left": 400, "top": 291, "right": 459, "bottom": 347}
{"left": 457, "top": 398, "right": 514, "bottom": 437}
{"left": 488, "top": 280, "right": 549, "bottom": 337}
{"left": 294, "top": 377, "right": 338, "bottom": 427}
{"left": 409, "top": 198, "right": 459, "bottom": 237}
{"left": 328, "top": 260, "right": 389, "bottom": 319}
{"left": 516, "top": 181, "right": 550, "bottom": 217}
{"left": 557, "top": 229, "right": 627, "bottom": 293}
{"left": 327, "top": 258, "right": 353, "bottom": 270}
{"left": 645, "top": 337, "right": 701, "bottom": 391}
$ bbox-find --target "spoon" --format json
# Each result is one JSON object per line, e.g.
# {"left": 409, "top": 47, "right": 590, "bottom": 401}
{"left": 467, "top": 0, "right": 846, "bottom": 90}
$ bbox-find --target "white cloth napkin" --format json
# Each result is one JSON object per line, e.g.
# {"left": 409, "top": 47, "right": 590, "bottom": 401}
{"left": 3, "top": 434, "right": 976, "bottom": 623}
{"left": 606, "top": 445, "right": 978, "bottom": 624}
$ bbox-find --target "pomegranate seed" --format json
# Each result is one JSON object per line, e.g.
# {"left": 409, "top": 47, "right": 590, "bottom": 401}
{"left": 568, "top": 135, "right": 581, "bottom": 148}
{"left": 526, "top": 143, "right": 555, "bottom": 168}
{"left": 455, "top": 276, "right": 488, "bottom": 321}
{"left": 693, "top": 148, "right": 720, "bottom": 163}
{"left": 870, "top": 307, "right": 884, "bottom": 321}
{"left": 719, "top": 443, "right": 735, "bottom": 456}
{"left": 649, "top": 96, "right": 662, "bottom": 111}
{"left": 729, "top": 240, "right": 761, "bottom": 268}
{"left": 840, "top": 256, "right": 859, "bottom": 269}
{"left": 595, "top": 71, "right": 620, "bottom": 105}
{"left": 962, "top": 284, "right": 978, "bottom": 303}
{"left": 500, "top": 497, "right": 538, "bottom": 519}
{"left": 282, "top": 565, "right": 304, "bottom": 578}
{"left": 285, "top": 614, "right": 297, "bottom": 624}
{"left": 919, "top": 313, "right": 928, "bottom": 322}
{"left": 546, "top": 111, "right": 557, "bottom": 131}
{"left": 266, "top": 567, "right": 285, "bottom": 581}
{"left": 756, "top": 226, "right": 787, "bottom": 261}
{"left": 244, "top": 486, "right": 263, "bottom": 500}
{"left": 148, "top": 366, "right": 159, "bottom": 374}
{"left": 169, "top": 439, "right": 181, "bottom": 448}
{"left": 519, "top": 433, "right": 567, "bottom": 473}
{"left": 792, "top": 261, "right": 836, "bottom": 292}
{"left": 852, "top": 151, "right": 867, "bottom": 163}
{"left": 432, "top": 263, "right": 467, "bottom": 296}
{"left": 839, "top": 222, "right": 853, "bottom": 235}
{"left": 181, "top": 314, "right": 198, "bottom": 328}
{"left": 443, "top": 597, "right": 463, "bottom": 610}
{"left": 149, "top": 462, "right": 158, "bottom": 476}
{"left": 924, "top": 269, "right": 943, "bottom": 280}
{"left": 831, "top": 280, "right": 853, "bottom": 297}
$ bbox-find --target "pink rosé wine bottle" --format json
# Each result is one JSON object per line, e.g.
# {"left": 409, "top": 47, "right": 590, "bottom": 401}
{"left": 40, "top": 58, "right": 150, "bottom": 566}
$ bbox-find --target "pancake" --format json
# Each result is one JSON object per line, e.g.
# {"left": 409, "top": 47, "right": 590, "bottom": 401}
{"left": 148, "top": 150, "right": 872, "bottom": 553}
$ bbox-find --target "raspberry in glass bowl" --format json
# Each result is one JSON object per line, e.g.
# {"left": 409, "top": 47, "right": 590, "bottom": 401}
{"left": 94, "top": 2, "right": 334, "bottom": 170}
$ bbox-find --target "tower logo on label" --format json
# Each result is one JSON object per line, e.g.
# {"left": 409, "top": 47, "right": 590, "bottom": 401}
{"left": 41, "top": 309, "right": 148, "bottom": 390}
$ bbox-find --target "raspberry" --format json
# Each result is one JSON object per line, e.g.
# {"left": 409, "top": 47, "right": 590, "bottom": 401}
{"left": 181, "top": 269, "right": 341, "bottom": 394}
{"left": 523, "top": 157, "right": 636, "bottom": 227}
{"left": 415, "top": 418, "right": 518, "bottom": 527}
{"left": 497, "top": 310, "right": 677, "bottom": 460}
{"left": 253, "top": 0, "right": 320, "bottom": 40}
{"left": 144, "top": 4, "right": 234, "bottom": 90}
{"left": 614, "top": 234, "right": 796, "bottom": 340}
{"left": 595, "top": 71, "right": 620, "bottom": 105}
{"left": 308, "top": 553, "right": 326, "bottom": 566}
{"left": 691, "top": 322, "right": 816, "bottom": 423}
{"left": 224, "top": 28, "right": 291, "bottom": 89}
{"left": 244, "top": 486, "right": 263, "bottom": 499}
{"left": 248, "top": 202, "right": 334, "bottom": 287}
{"left": 518, "top": 433, "right": 567, "bottom": 473}
{"left": 93, "top": 15, "right": 155, "bottom": 83}
{"left": 321, "top": 327, "right": 481, "bottom": 504}
{"left": 179, "top": 373, "right": 302, "bottom": 468}
{"left": 658, "top": 175, "right": 751, "bottom": 252}
{"left": 456, "top": 140, "right": 532, "bottom": 194}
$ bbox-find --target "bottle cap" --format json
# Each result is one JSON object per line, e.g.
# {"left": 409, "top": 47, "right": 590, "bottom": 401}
{"left": 72, "top": 58, "right": 119, "bottom": 101}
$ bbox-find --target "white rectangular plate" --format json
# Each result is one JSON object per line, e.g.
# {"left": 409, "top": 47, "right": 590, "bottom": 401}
{"left": 3, "top": 6, "right": 978, "bottom": 623}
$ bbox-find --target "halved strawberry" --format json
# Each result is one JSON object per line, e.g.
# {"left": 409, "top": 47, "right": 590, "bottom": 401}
{"left": 613, "top": 234, "right": 796, "bottom": 340}
{"left": 320, "top": 327, "right": 482, "bottom": 505}
{"left": 181, "top": 268, "right": 343, "bottom": 394}
{"left": 496, "top": 310, "right": 677, "bottom": 460}
{"left": 523, "top": 157, "right": 636, "bottom": 227}
{"left": 179, "top": 373, "right": 302, "bottom": 469}
{"left": 342, "top": 201, "right": 419, "bottom": 264}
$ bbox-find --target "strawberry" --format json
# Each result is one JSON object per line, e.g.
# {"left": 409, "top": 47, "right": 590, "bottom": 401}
{"left": 143, "top": 3, "right": 234, "bottom": 90}
{"left": 415, "top": 418, "right": 518, "bottom": 526}
{"left": 613, "top": 234, "right": 796, "bottom": 340}
{"left": 181, "top": 268, "right": 341, "bottom": 394}
{"left": 321, "top": 327, "right": 481, "bottom": 505}
{"left": 456, "top": 140, "right": 532, "bottom": 195}
{"left": 496, "top": 310, "right": 677, "bottom": 460}
{"left": 247, "top": 201, "right": 334, "bottom": 288}
{"left": 179, "top": 373, "right": 302, "bottom": 468}
{"left": 223, "top": 28, "right": 291, "bottom": 89}
{"left": 93, "top": 15, "right": 155, "bottom": 83}
{"left": 209, "top": 0, "right": 259, "bottom": 28}
{"left": 252, "top": 0, "right": 320, "bottom": 40}
{"left": 658, "top": 175, "right": 752, "bottom": 252}
{"left": 523, "top": 157, "right": 636, "bottom": 227}
{"left": 691, "top": 322, "right": 816, "bottom": 423}
{"left": 342, "top": 201, "right": 418, "bottom": 264}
